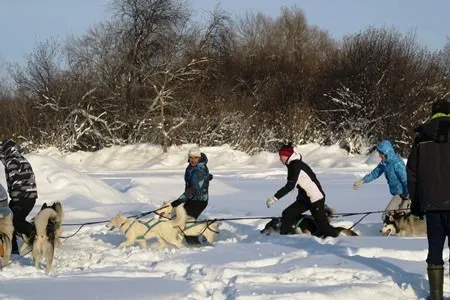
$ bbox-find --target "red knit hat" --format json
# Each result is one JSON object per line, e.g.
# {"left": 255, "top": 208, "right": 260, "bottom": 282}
{"left": 278, "top": 144, "right": 294, "bottom": 157}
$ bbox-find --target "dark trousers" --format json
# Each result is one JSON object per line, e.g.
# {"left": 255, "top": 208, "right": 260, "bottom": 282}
{"left": 426, "top": 212, "right": 450, "bottom": 265}
{"left": 184, "top": 200, "right": 208, "bottom": 219}
{"left": 280, "top": 199, "right": 338, "bottom": 237}
{"left": 9, "top": 199, "right": 36, "bottom": 251}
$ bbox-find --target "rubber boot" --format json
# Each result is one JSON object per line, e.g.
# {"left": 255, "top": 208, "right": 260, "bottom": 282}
{"left": 310, "top": 200, "right": 339, "bottom": 238}
{"left": 427, "top": 264, "right": 443, "bottom": 300}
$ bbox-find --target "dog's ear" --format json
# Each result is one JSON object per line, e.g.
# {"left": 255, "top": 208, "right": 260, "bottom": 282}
{"left": 53, "top": 202, "right": 63, "bottom": 214}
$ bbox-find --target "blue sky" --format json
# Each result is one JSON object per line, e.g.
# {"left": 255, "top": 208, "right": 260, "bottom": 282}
{"left": 0, "top": 0, "right": 449, "bottom": 65}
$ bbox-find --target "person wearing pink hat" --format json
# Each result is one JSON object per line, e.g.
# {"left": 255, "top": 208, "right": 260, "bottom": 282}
{"left": 266, "top": 143, "right": 339, "bottom": 237}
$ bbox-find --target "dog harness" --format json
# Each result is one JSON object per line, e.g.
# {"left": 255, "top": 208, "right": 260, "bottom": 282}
{"left": 183, "top": 219, "right": 219, "bottom": 235}
{"left": 120, "top": 218, "right": 162, "bottom": 240}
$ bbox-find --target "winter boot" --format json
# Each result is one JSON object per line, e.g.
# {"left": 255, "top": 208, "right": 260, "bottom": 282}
{"left": 310, "top": 200, "right": 339, "bottom": 238}
{"left": 427, "top": 264, "right": 443, "bottom": 300}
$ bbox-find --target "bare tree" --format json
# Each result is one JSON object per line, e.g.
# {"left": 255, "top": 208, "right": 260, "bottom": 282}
{"left": 441, "top": 38, "right": 450, "bottom": 71}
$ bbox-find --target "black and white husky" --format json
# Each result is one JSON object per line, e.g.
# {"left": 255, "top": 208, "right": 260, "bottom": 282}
{"left": 381, "top": 214, "right": 426, "bottom": 236}
{"left": 260, "top": 206, "right": 358, "bottom": 237}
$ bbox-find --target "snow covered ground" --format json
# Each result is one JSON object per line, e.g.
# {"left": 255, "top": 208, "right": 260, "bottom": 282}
{"left": 0, "top": 144, "right": 441, "bottom": 300}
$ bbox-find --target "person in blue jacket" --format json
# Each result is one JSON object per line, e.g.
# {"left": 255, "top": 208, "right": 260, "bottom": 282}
{"left": 353, "top": 139, "right": 410, "bottom": 220}
{"left": 171, "top": 147, "right": 213, "bottom": 219}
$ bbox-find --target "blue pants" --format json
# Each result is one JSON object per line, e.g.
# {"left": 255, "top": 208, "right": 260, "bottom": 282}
{"left": 426, "top": 212, "right": 450, "bottom": 265}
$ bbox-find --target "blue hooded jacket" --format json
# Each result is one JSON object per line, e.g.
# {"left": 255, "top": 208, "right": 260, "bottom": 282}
{"left": 178, "top": 153, "right": 212, "bottom": 202}
{"left": 362, "top": 140, "right": 408, "bottom": 197}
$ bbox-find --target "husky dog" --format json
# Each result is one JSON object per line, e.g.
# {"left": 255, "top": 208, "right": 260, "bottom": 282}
{"left": 260, "top": 206, "right": 358, "bottom": 237}
{"left": 106, "top": 205, "right": 187, "bottom": 249}
{"left": 0, "top": 207, "right": 13, "bottom": 269}
{"left": 157, "top": 201, "right": 220, "bottom": 244}
{"left": 381, "top": 214, "right": 426, "bottom": 237}
{"left": 28, "top": 202, "right": 64, "bottom": 274}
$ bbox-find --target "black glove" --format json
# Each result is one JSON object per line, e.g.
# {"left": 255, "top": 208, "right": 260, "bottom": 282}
{"left": 209, "top": 174, "right": 213, "bottom": 181}
{"left": 410, "top": 201, "right": 424, "bottom": 219}
{"left": 170, "top": 199, "right": 183, "bottom": 207}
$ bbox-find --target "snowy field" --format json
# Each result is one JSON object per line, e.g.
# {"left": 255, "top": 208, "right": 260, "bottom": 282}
{"left": 0, "top": 144, "right": 442, "bottom": 300}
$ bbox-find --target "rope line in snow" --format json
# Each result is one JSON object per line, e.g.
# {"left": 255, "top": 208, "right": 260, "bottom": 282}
{"left": 58, "top": 207, "right": 412, "bottom": 240}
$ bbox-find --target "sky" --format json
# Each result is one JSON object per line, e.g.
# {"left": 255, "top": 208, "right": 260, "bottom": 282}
{"left": 0, "top": 0, "right": 449, "bottom": 66}
{"left": 0, "top": 143, "right": 435, "bottom": 299}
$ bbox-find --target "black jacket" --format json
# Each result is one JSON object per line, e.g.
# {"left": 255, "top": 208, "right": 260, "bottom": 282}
{"left": 274, "top": 153, "right": 325, "bottom": 203}
{"left": 407, "top": 115, "right": 450, "bottom": 212}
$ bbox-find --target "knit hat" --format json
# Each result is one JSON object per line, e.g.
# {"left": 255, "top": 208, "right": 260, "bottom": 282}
{"left": 188, "top": 147, "right": 201, "bottom": 157}
{"left": 278, "top": 144, "right": 294, "bottom": 157}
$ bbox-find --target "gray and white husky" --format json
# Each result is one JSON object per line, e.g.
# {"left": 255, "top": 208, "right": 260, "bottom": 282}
{"left": 0, "top": 207, "right": 13, "bottom": 269}
{"left": 381, "top": 214, "right": 426, "bottom": 237}
{"left": 26, "top": 202, "right": 64, "bottom": 274}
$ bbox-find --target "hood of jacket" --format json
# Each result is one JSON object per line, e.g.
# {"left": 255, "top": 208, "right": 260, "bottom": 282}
{"left": 376, "top": 140, "right": 396, "bottom": 163}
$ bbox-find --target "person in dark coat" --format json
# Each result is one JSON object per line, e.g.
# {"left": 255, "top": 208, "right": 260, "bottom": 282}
{"left": 407, "top": 99, "right": 450, "bottom": 300}
{"left": 171, "top": 147, "right": 213, "bottom": 219}
{"left": 0, "top": 139, "right": 37, "bottom": 254}
{"left": 266, "top": 143, "right": 339, "bottom": 238}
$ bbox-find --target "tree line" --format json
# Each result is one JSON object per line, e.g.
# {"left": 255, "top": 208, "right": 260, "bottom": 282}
{"left": 0, "top": 0, "right": 449, "bottom": 155}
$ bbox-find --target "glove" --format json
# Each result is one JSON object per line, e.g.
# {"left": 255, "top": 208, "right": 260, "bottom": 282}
{"left": 410, "top": 201, "right": 424, "bottom": 219}
{"left": 266, "top": 196, "right": 278, "bottom": 208}
{"left": 170, "top": 199, "right": 183, "bottom": 207}
{"left": 353, "top": 179, "right": 364, "bottom": 190}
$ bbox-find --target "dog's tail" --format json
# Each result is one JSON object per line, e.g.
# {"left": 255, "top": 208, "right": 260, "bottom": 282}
{"left": 34, "top": 209, "right": 60, "bottom": 239}
{"left": 172, "top": 205, "right": 187, "bottom": 230}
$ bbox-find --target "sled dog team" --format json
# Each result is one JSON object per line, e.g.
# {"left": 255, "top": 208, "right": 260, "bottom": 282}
{"left": 0, "top": 138, "right": 425, "bottom": 274}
